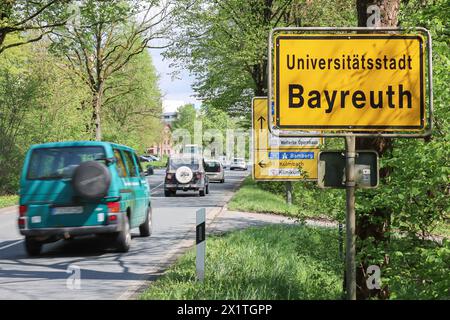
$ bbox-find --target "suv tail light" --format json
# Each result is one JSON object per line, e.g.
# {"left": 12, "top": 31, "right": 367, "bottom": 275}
{"left": 195, "top": 172, "right": 202, "bottom": 180}
{"left": 18, "top": 205, "right": 27, "bottom": 228}
{"left": 166, "top": 173, "right": 173, "bottom": 181}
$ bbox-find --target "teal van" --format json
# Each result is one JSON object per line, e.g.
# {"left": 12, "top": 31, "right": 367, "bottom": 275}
{"left": 18, "top": 141, "right": 152, "bottom": 256}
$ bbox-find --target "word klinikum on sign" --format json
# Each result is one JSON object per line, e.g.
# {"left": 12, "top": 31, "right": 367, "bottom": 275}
{"left": 274, "top": 34, "right": 425, "bottom": 131}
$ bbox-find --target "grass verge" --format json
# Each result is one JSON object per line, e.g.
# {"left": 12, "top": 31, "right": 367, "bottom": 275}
{"left": 140, "top": 225, "right": 343, "bottom": 300}
{"left": 227, "top": 178, "right": 300, "bottom": 217}
{"left": 140, "top": 224, "right": 449, "bottom": 300}
{"left": 0, "top": 195, "right": 18, "bottom": 208}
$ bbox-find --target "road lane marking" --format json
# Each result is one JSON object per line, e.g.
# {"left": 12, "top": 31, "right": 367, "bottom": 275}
{"left": 0, "top": 239, "right": 23, "bottom": 251}
{"left": 151, "top": 182, "right": 164, "bottom": 194}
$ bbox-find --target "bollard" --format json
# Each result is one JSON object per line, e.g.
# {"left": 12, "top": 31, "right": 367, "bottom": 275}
{"left": 196, "top": 208, "right": 206, "bottom": 281}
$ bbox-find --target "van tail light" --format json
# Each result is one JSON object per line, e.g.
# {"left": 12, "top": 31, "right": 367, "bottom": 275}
{"left": 19, "top": 205, "right": 27, "bottom": 216}
{"left": 18, "top": 205, "right": 27, "bottom": 228}
{"left": 108, "top": 214, "right": 118, "bottom": 223}
{"left": 107, "top": 202, "right": 120, "bottom": 224}
{"left": 107, "top": 202, "right": 120, "bottom": 213}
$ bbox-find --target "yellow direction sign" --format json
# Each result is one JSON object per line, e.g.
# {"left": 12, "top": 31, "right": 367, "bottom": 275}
{"left": 252, "top": 97, "right": 319, "bottom": 180}
{"left": 274, "top": 34, "right": 425, "bottom": 131}
{"left": 252, "top": 97, "right": 321, "bottom": 150}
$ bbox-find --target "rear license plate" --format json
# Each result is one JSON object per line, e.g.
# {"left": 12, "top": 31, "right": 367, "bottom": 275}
{"left": 53, "top": 206, "right": 83, "bottom": 215}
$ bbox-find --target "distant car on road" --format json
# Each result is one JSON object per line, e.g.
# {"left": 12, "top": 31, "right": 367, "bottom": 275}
{"left": 230, "top": 157, "right": 247, "bottom": 171}
{"left": 205, "top": 159, "right": 225, "bottom": 183}
{"left": 140, "top": 155, "right": 159, "bottom": 162}
{"left": 164, "top": 154, "right": 209, "bottom": 197}
{"left": 19, "top": 141, "right": 153, "bottom": 256}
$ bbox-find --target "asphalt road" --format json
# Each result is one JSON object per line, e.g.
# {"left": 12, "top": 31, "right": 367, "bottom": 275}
{"left": 0, "top": 168, "right": 248, "bottom": 300}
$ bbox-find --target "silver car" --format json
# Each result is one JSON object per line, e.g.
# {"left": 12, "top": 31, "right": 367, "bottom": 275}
{"left": 205, "top": 160, "right": 225, "bottom": 183}
{"left": 230, "top": 158, "right": 247, "bottom": 171}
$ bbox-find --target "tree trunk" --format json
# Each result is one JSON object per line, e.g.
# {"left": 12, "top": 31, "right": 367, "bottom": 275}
{"left": 355, "top": 0, "right": 400, "bottom": 300}
{"left": 92, "top": 85, "right": 103, "bottom": 141}
{"left": 0, "top": 3, "right": 12, "bottom": 50}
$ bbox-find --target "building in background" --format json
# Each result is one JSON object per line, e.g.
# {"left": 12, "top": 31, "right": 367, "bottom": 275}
{"left": 162, "top": 111, "right": 178, "bottom": 124}
{"left": 147, "top": 101, "right": 196, "bottom": 157}
{"left": 147, "top": 123, "right": 173, "bottom": 157}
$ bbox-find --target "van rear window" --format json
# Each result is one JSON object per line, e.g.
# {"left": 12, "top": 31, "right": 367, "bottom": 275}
{"left": 27, "top": 147, "right": 105, "bottom": 180}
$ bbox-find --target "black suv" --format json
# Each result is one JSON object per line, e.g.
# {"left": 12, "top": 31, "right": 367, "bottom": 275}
{"left": 164, "top": 154, "right": 209, "bottom": 197}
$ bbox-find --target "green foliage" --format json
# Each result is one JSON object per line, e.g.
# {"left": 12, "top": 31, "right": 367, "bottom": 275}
{"left": 0, "top": 0, "right": 71, "bottom": 53}
{"left": 140, "top": 225, "right": 343, "bottom": 300}
{"left": 351, "top": 0, "right": 450, "bottom": 238}
{"left": 0, "top": 22, "right": 163, "bottom": 193}
{"left": 386, "top": 238, "right": 450, "bottom": 299}
{"left": 166, "top": 0, "right": 356, "bottom": 116}
{"left": 49, "top": 0, "right": 168, "bottom": 140}
{"left": 102, "top": 49, "right": 163, "bottom": 152}
{"left": 0, "top": 194, "right": 18, "bottom": 208}
{"left": 171, "top": 103, "right": 242, "bottom": 155}
{"left": 171, "top": 103, "right": 198, "bottom": 137}
{"left": 0, "top": 37, "right": 90, "bottom": 193}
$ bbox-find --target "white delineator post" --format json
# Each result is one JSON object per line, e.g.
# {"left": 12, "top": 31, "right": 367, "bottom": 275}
{"left": 196, "top": 208, "right": 206, "bottom": 281}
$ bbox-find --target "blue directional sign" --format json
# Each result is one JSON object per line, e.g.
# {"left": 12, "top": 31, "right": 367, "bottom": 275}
{"left": 268, "top": 152, "right": 315, "bottom": 160}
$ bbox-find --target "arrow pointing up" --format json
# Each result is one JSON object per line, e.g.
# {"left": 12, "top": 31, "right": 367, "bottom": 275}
{"left": 257, "top": 116, "right": 266, "bottom": 130}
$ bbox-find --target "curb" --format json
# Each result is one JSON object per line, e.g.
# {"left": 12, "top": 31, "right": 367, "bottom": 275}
{"left": 0, "top": 206, "right": 17, "bottom": 215}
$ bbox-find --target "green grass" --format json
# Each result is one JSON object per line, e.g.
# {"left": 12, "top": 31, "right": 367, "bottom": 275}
{"left": 140, "top": 224, "right": 449, "bottom": 300}
{"left": 140, "top": 225, "right": 343, "bottom": 300}
{"left": 0, "top": 195, "right": 18, "bottom": 208}
{"left": 145, "top": 155, "right": 169, "bottom": 169}
{"left": 228, "top": 178, "right": 301, "bottom": 217}
{"left": 432, "top": 221, "right": 450, "bottom": 239}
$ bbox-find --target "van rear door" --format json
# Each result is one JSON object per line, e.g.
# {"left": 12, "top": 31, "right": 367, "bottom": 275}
{"left": 21, "top": 146, "right": 108, "bottom": 228}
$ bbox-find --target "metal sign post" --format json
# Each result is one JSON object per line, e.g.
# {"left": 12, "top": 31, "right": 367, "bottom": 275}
{"left": 285, "top": 181, "right": 293, "bottom": 205}
{"left": 345, "top": 136, "right": 356, "bottom": 300}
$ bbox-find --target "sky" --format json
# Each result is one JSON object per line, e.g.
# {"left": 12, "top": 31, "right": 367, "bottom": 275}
{"left": 149, "top": 48, "right": 201, "bottom": 113}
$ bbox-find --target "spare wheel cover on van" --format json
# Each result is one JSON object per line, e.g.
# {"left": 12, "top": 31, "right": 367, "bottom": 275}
{"left": 72, "top": 161, "right": 111, "bottom": 200}
{"left": 175, "top": 166, "right": 193, "bottom": 184}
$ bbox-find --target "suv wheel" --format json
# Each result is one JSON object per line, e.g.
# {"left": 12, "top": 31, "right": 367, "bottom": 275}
{"left": 199, "top": 188, "right": 206, "bottom": 197}
{"left": 164, "top": 190, "right": 171, "bottom": 197}
{"left": 139, "top": 206, "right": 152, "bottom": 237}
{"left": 206, "top": 184, "right": 209, "bottom": 194}
{"left": 116, "top": 215, "right": 131, "bottom": 252}
{"left": 25, "top": 237, "right": 42, "bottom": 256}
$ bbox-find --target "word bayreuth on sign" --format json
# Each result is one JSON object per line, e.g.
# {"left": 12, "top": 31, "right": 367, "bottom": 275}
{"left": 274, "top": 34, "right": 425, "bottom": 130}
{"left": 252, "top": 97, "right": 319, "bottom": 181}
